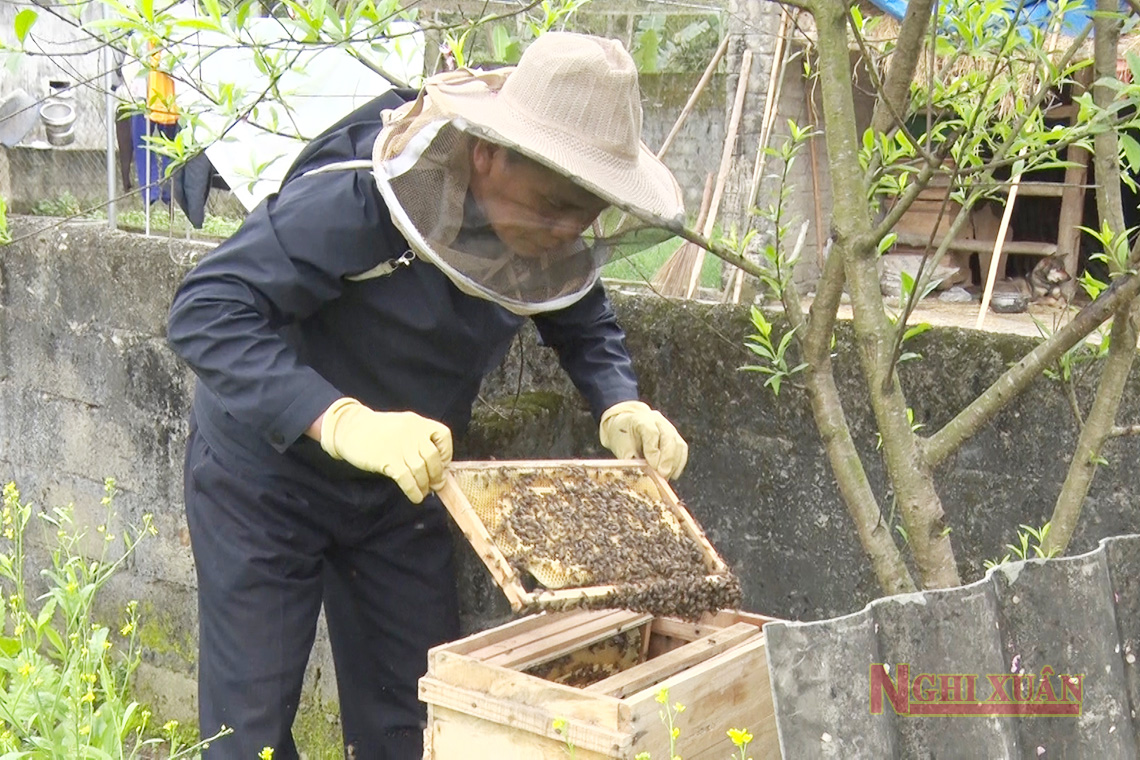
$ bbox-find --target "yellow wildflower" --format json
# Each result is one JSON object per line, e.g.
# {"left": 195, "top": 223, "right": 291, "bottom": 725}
{"left": 163, "top": 719, "right": 179, "bottom": 734}
{"left": 13, "top": 623, "right": 24, "bottom": 636}
{"left": 120, "top": 621, "right": 135, "bottom": 636}
{"left": 727, "top": 728, "right": 753, "bottom": 746}
{"left": 17, "top": 662, "right": 33, "bottom": 678}
{"left": 81, "top": 690, "right": 95, "bottom": 703}
{"left": 79, "top": 724, "right": 90, "bottom": 735}
{"left": 258, "top": 748, "right": 275, "bottom": 760}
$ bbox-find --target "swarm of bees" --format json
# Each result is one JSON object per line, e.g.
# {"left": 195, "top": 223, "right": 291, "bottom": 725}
{"left": 525, "top": 629, "right": 644, "bottom": 687}
{"left": 494, "top": 466, "right": 742, "bottom": 620}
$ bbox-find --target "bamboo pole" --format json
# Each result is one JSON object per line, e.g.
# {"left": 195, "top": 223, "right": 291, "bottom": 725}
{"left": 746, "top": 8, "right": 793, "bottom": 220}
{"left": 656, "top": 33, "right": 731, "bottom": 161}
{"left": 685, "top": 48, "right": 753, "bottom": 300}
{"left": 729, "top": 10, "right": 793, "bottom": 303}
{"left": 976, "top": 166, "right": 1025, "bottom": 328}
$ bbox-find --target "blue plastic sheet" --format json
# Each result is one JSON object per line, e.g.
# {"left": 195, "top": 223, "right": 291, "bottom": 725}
{"left": 862, "top": 0, "right": 1097, "bottom": 37}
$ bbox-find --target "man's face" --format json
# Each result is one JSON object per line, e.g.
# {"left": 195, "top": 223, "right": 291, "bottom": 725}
{"left": 468, "top": 141, "right": 610, "bottom": 258}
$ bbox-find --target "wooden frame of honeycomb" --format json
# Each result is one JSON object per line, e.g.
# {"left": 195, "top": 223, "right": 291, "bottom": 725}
{"left": 437, "top": 459, "right": 736, "bottom": 615}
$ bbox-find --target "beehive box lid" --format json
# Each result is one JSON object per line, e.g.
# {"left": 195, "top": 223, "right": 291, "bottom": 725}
{"left": 437, "top": 459, "right": 737, "bottom": 614}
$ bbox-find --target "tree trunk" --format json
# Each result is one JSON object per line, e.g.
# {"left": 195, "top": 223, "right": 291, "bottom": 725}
{"left": 1043, "top": 0, "right": 1139, "bottom": 555}
{"left": 787, "top": 247, "right": 917, "bottom": 594}
{"left": 810, "top": 0, "right": 959, "bottom": 589}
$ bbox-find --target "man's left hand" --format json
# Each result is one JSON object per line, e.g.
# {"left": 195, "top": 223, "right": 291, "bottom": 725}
{"left": 599, "top": 400, "right": 688, "bottom": 480}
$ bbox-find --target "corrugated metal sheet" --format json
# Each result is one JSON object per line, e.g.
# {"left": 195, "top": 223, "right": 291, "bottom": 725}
{"left": 764, "top": 533, "right": 1140, "bottom": 759}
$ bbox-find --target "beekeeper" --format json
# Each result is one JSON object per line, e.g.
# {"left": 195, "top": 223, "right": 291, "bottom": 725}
{"left": 167, "top": 32, "right": 689, "bottom": 760}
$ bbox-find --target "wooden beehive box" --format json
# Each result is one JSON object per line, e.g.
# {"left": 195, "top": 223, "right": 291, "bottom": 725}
{"left": 437, "top": 460, "right": 737, "bottom": 614}
{"left": 421, "top": 608, "right": 781, "bottom": 759}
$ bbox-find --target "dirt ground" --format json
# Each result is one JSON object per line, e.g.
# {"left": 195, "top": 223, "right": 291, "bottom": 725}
{"left": 827, "top": 296, "right": 1084, "bottom": 341}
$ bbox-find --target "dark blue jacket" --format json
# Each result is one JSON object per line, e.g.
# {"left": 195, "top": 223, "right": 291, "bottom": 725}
{"left": 167, "top": 90, "right": 640, "bottom": 482}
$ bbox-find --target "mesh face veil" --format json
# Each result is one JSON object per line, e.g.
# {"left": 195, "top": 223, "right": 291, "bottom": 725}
{"left": 373, "top": 119, "right": 595, "bottom": 314}
{"left": 373, "top": 117, "right": 676, "bottom": 316}
{"left": 370, "top": 36, "right": 685, "bottom": 315}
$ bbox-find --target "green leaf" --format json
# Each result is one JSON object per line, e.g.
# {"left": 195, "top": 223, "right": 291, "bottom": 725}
{"left": 200, "top": 0, "right": 222, "bottom": 23}
{"left": 14, "top": 9, "right": 37, "bottom": 44}
{"left": 1128, "top": 51, "right": 1140, "bottom": 87}
{"left": 0, "top": 637, "right": 21, "bottom": 656}
{"left": 876, "top": 232, "right": 898, "bottom": 256}
{"left": 140, "top": 0, "right": 154, "bottom": 23}
{"left": 172, "top": 17, "right": 224, "bottom": 31}
{"left": 35, "top": 596, "right": 56, "bottom": 632}
{"left": 43, "top": 625, "right": 65, "bottom": 659}
{"left": 903, "top": 322, "right": 932, "bottom": 341}
{"left": 633, "top": 28, "right": 660, "bottom": 72}
{"left": 491, "top": 25, "right": 511, "bottom": 62}
{"left": 236, "top": 0, "right": 253, "bottom": 29}
{"left": 899, "top": 270, "right": 916, "bottom": 297}
{"left": 1121, "top": 134, "right": 1140, "bottom": 174}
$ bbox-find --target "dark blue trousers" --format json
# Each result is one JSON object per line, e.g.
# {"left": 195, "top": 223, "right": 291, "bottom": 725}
{"left": 183, "top": 427, "right": 460, "bottom": 760}
{"left": 130, "top": 115, "right": 178, "bottom": 204}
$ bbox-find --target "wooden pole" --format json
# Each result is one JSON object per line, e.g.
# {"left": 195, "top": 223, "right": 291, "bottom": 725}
{"left": 656, "top": 33, "right": 731, "bottom": 161}
{"left": 804, "top": 53, "right": 827, "bottom": 271}
{"left": 685, "top": 47, "right": 753, "bottom": 300}
{"left": 746, "top": 8, "right": 793, "bottom": 218}
{"left": 976, "top": 166, "right": 1025, "bottom": 328}
{"left": 730, "top": 10, "right": 793, "bottom": 304}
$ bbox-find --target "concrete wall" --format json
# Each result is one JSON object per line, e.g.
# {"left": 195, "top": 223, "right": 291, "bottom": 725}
{"left": 5, "top": 219, "right": 1140, "bottom": 747}
{"left": 0, "top": 146, "right": 110, "bottom": 213}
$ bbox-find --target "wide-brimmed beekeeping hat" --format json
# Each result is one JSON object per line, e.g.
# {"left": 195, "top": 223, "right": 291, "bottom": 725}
{"left": 372, "top": 32, "right": 684, "bottom": 314}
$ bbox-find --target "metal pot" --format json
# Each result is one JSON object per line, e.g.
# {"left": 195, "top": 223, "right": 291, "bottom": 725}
{"left": 39, "top": 99, "right": 76, "bottom": 146}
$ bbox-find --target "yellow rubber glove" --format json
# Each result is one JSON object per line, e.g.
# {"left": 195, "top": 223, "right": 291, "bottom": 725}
{"left": 319, "top": 398, "right": 453, "bottom": 503}
{"left": 599, "top": 400, "right": 688, "bottom": 480}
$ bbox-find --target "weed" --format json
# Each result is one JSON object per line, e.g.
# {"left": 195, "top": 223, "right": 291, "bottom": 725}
{"left": 984, "top": 522, "right": 1060, "bottom": 570}
{"left": 0, "top": 479, "right": 228, "bottom": 757}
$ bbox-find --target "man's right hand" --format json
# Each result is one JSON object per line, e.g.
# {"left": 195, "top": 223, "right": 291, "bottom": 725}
{"left": 317, "top": 398, "right": 453, "bottom": 503}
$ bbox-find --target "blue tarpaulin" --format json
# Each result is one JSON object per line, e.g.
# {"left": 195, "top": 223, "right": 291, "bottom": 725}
{"left": 864, "top": 0, "right": 1097, "bottom": 37}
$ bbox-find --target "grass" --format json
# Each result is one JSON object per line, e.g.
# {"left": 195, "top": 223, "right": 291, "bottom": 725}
{"left": 602, "top": 236, "right": 722, "bottom": 289}
{"left": 27, "top": 192, "right": 243, "bottom": 240}
{"left": 113, "top": 208, "right": 242, "bottom": 239}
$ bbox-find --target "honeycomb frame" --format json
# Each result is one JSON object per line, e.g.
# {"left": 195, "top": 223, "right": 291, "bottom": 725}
{"left": 436, "top": 459, "right": 734, "bottom": 612}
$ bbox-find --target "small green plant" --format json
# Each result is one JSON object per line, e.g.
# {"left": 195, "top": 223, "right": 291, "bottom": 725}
{"left": 0, "top": 480, "right": 227, "bottom": 757}
{"left": 552, "top": 717, "right": 575, "bottom": 758}
{"left": 741, "top": 306, "right": 806, "bottom": 396}
{"left": 1078, "top": 221, "right": 1137, "bottom": 277}
{"left": 0, "top": 196, "right": 10, "bottom": 245}
{"left": 30, "top": 192, "right": 84, "bottom": 219}
{"left": 984, "top": 522, "right": 1060, "bottom": 570}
